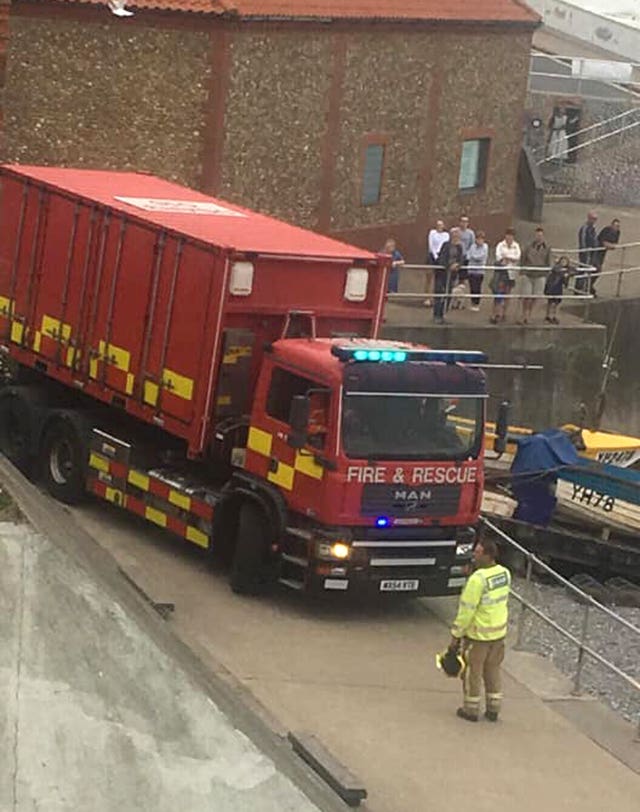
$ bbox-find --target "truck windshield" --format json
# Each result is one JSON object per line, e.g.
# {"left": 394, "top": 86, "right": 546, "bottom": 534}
{"left": 341, "top": 393, "right": 484, "bottom": 461}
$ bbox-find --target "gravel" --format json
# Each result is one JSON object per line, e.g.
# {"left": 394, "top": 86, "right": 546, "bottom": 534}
{"left": 511, "top": 577, "right": 640, "bottom": 724}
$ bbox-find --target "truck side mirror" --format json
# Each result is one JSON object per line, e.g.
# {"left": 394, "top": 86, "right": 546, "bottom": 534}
{"left": 288, "top": 395, "right": 310, "bottom": 449}
{"left": 494, "top": 400, "right": 511, "bottom": 456}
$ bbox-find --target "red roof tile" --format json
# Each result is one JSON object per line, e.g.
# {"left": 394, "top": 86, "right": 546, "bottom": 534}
{"left": 54, "top": 0, "right": 540, "bottom": 24}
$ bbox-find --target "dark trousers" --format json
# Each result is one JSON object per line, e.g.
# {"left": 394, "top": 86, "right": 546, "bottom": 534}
{"left": 575, "top": 250, "right": 593, "bottom": 293}
{"left": 434, "top": 269, "right": 456, "bottom": 318}
{"left": 387, "top": 268, "right": 399, "bottom": 293}
{"left": 469, "top": 274, "right": 483, "bottom": 306}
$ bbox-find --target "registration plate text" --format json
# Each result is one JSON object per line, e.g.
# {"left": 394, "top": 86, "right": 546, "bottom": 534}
{"left": 379, "top": 579, "right": 419, "bottom": 592}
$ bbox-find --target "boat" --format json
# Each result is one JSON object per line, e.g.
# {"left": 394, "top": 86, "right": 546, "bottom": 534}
{"left": 556, "top": 463, "right": 640, "bottom": 538}
{"left": 484, "top": 422, "right": 640, "bottom": 469}
{"left": 483, "top": 429, "right": 640, "bottom": 539}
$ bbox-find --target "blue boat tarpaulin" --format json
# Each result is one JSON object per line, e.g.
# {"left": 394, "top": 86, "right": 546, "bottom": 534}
{"left": 510, "top": 430, "right": 640, "bottom": 522}
{"left": 511, "top": 429, "right": 581, "bottom": 476}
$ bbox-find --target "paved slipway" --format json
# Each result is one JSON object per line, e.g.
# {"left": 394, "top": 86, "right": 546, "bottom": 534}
{"left": 0, "top": 520, "right": 334, "bottom": 812}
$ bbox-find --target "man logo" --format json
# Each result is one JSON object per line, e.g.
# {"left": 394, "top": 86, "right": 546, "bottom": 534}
{"left": 393, "top": 490, "right": 431, "bottom": 506}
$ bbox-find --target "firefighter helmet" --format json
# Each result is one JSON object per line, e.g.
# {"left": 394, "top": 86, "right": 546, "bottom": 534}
{"left": 436, "top": 648, "right": 466, "bottom": 678}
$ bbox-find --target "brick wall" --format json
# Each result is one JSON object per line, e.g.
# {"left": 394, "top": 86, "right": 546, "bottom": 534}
{"left": 330, "top": 31, "right": 434, "bottom": 232}
{"left": 221, "top": 26, "right": 532, "bottom": 257}
{"left": 220, "top": 29, "right": 332, "bottom": 229}
{"left": 3, "top": 14, "right": 211, "bottom": 187}
{"left": 2, "top": 10, "right": 533, "bottom": 259}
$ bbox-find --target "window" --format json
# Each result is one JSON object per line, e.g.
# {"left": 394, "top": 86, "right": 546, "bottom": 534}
{"left": 361, "top": 143, "right": 385, "bottom": 206}
{"left": 267, "top": 367, "right": 331, "bottom": 449}
{"left": 266, "top": 368, "right": 317, "bottom": 424}
{"left": 458, "top": 138, "right": 490, "bottom": 191}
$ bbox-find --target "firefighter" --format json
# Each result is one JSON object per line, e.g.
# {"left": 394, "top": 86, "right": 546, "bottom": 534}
{"left": 307, "top": 391, "right": 329, "bottom": 450}
{"left": 448, "top": 536, "right": 511, "bottom": 722}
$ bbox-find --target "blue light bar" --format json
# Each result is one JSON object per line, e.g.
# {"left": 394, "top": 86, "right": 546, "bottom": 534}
{"left": 331, "top": 346, "right": 487, "bottom": 364}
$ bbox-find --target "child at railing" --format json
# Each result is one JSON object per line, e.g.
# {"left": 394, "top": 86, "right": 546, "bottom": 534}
{"left": 545, "top": 255, "right": 574, "bottom": 324}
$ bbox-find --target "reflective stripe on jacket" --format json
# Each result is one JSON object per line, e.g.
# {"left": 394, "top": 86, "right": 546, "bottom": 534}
{"left": 451, "top": 564, "right": 511, "bottom": 641}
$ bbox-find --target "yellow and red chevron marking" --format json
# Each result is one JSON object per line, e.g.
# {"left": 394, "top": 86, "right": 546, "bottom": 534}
{"left": 89, "top": 452, "right": 214, "bottom": 523}
{"left": 88, "top": 476, "right": 210, "bottom": 550}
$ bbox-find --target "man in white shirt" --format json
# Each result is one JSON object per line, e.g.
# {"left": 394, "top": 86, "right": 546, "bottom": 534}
{"left": 426, "top": 219, "right": 449, "bottom": 308}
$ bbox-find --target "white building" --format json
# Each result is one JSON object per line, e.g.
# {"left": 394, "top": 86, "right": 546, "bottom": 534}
{"left": 528, "top": 0, "right": 640, "bottom": 61}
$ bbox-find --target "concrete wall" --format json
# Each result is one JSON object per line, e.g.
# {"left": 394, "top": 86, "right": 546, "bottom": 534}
{"left": 2, "top": 14, "right": 211, "bottom": 187}
{"left": 566, "top": 298, "right": 640, "bottom": 436}
{"left": 382, "top": 320, "right": 606, "bottom": 431}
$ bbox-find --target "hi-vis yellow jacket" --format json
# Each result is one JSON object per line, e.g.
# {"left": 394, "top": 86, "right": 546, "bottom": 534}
{"left": 451, "top": 564, "right": 511, "bottom": 641}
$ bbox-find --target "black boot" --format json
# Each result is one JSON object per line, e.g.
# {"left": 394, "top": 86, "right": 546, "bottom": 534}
{"left": 456, "top": 707, "right": 479, "bottom": 722}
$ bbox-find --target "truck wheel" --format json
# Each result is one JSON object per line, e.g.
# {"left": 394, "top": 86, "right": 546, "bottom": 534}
{"left": 230, "top": 502, "right": 271, "bottom": 595}
{"left": 0, "top": 391, "right": 35, "bottom": 475}
{"left": 41, "top": 420, "right": 87, "bottom": 505}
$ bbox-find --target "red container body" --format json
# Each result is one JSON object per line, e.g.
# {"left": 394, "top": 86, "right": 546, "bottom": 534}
{"left": 0, "top": 165, "right": 386, "bottom": 457}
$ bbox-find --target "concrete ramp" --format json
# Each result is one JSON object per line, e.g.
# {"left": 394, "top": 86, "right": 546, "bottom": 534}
{"left": 0, "top": 520, "right": 330, "bottom": 812}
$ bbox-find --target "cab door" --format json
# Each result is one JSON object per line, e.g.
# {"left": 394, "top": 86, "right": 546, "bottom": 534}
{"left": 244, "top": 361, "right": 333, "bottom": 516}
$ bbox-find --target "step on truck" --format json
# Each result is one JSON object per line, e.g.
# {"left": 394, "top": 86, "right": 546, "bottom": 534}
{"left": 0, "top": 164, "right": 503, "bottom": 596}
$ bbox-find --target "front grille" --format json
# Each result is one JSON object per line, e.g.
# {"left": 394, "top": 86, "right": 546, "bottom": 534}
{"left": 361, "top": 483, "right": 461, "bottom": 517}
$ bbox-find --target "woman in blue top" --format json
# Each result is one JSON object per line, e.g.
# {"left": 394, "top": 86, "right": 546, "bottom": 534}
{"left": 382, "top": 238, "right": 405, "bottom": 294}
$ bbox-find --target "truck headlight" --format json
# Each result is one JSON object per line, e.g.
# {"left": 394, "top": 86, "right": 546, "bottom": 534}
{"left": 456, "top": 542, "right": 474, "bottom": 557}
{"left": 317, "top": 541, "right": 351, "bottom": 560}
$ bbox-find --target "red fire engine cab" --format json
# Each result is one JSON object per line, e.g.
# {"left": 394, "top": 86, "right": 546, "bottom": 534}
{"left": 0, "top": 164, "right": 498, "bottom": 596}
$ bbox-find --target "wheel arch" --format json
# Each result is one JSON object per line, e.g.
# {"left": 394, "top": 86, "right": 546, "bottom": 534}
{"left": 212, "top": 473, "right": 287, "bottom": 561}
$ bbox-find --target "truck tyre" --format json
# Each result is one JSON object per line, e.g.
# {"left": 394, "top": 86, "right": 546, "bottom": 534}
{"left": 0, "top": 391, "right": 35, "bottom": 475}
{"left": 230, "top": 501, "right": 271, "bottom": 595}
{"left": 41, "top": 419, "right": 87, "bottom": 505}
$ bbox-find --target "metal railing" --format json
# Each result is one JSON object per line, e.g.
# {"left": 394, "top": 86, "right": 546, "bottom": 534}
{"left": 549, "top": 242, "right": 640, "bottom": 299}
{"left": 387, "top": 256, "right": 640, "bottom": 307}
{"left": 481, "top": 516, "right": 640, "bottom": 740}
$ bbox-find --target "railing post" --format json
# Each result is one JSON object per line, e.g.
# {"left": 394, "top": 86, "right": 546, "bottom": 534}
{"left": 515, "top": 600, "right": 528, "bottom": 650}
{"left": 525, "top": 553, "right": 533, "bottom": 583}
{"left": 515, "top": 554, "right": 533, "bottom": 650}
{"left": 572, "top": 604, "right": 590, "bottom": 696}
{"left": 615, "top": 246, "right": 625, "bottom": 298}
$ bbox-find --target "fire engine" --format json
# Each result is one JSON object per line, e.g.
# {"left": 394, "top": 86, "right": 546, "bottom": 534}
{"left": 0, "top": 165, "right": 505, "bottom": 595}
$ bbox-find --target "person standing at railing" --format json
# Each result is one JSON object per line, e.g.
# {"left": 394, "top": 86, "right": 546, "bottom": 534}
{"left": 426, "top": 219, "right": 450, "bottom": 308}
{"left": 490, "top": 228, "right": 521, "bottom": 324}
{"left": 448, "top": 536, "right": 511, "bottom": 723}
{"left": 520, "top": 227, "right": 552, "bottom": 324}
{"left": 591, "top": 218, "right": 621, "bottom": 296}
{"left": 544, "top": 255, "right": 574, "bottom": 324}
{"left": 381, "top": 237, "right": 405, "bottom": 294}
{"left": 466, "top": 231, "right": 489, "bottom": 312}
{"left": 433, "top": 228, "right": 463, "bottom": 325}
{"left": 457, "top": 214, "right": 475, "bottom": 282}
{"left": 577, "top": 211, "right": 598, "bottom": 293}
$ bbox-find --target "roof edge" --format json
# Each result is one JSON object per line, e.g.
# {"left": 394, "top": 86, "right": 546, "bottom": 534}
{"left": 18, "top": 0, "right": 542, "bottom": 26}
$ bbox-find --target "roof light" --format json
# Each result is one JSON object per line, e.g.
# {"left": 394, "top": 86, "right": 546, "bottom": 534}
{"left": 331, "top": 346, "right": 487, "bottom": 364}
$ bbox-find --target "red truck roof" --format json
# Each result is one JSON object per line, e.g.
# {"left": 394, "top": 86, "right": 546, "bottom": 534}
{"left": 3, "top": 164, "right": 375, "bottom": 261}
{"left": 0, "top": 165, "right": 386, "bottom": 458}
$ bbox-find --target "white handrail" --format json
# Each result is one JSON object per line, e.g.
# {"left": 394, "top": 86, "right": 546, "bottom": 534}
{"left": 537, "top": 118, "right": 640, "bottom": 164}
{"left": 481, "top": 515, "right": 640, "bottom": 738}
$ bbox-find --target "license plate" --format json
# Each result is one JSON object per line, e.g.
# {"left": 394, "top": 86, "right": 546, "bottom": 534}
{"left": 379, "top": 579, "right": 419, "bottom": 592}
